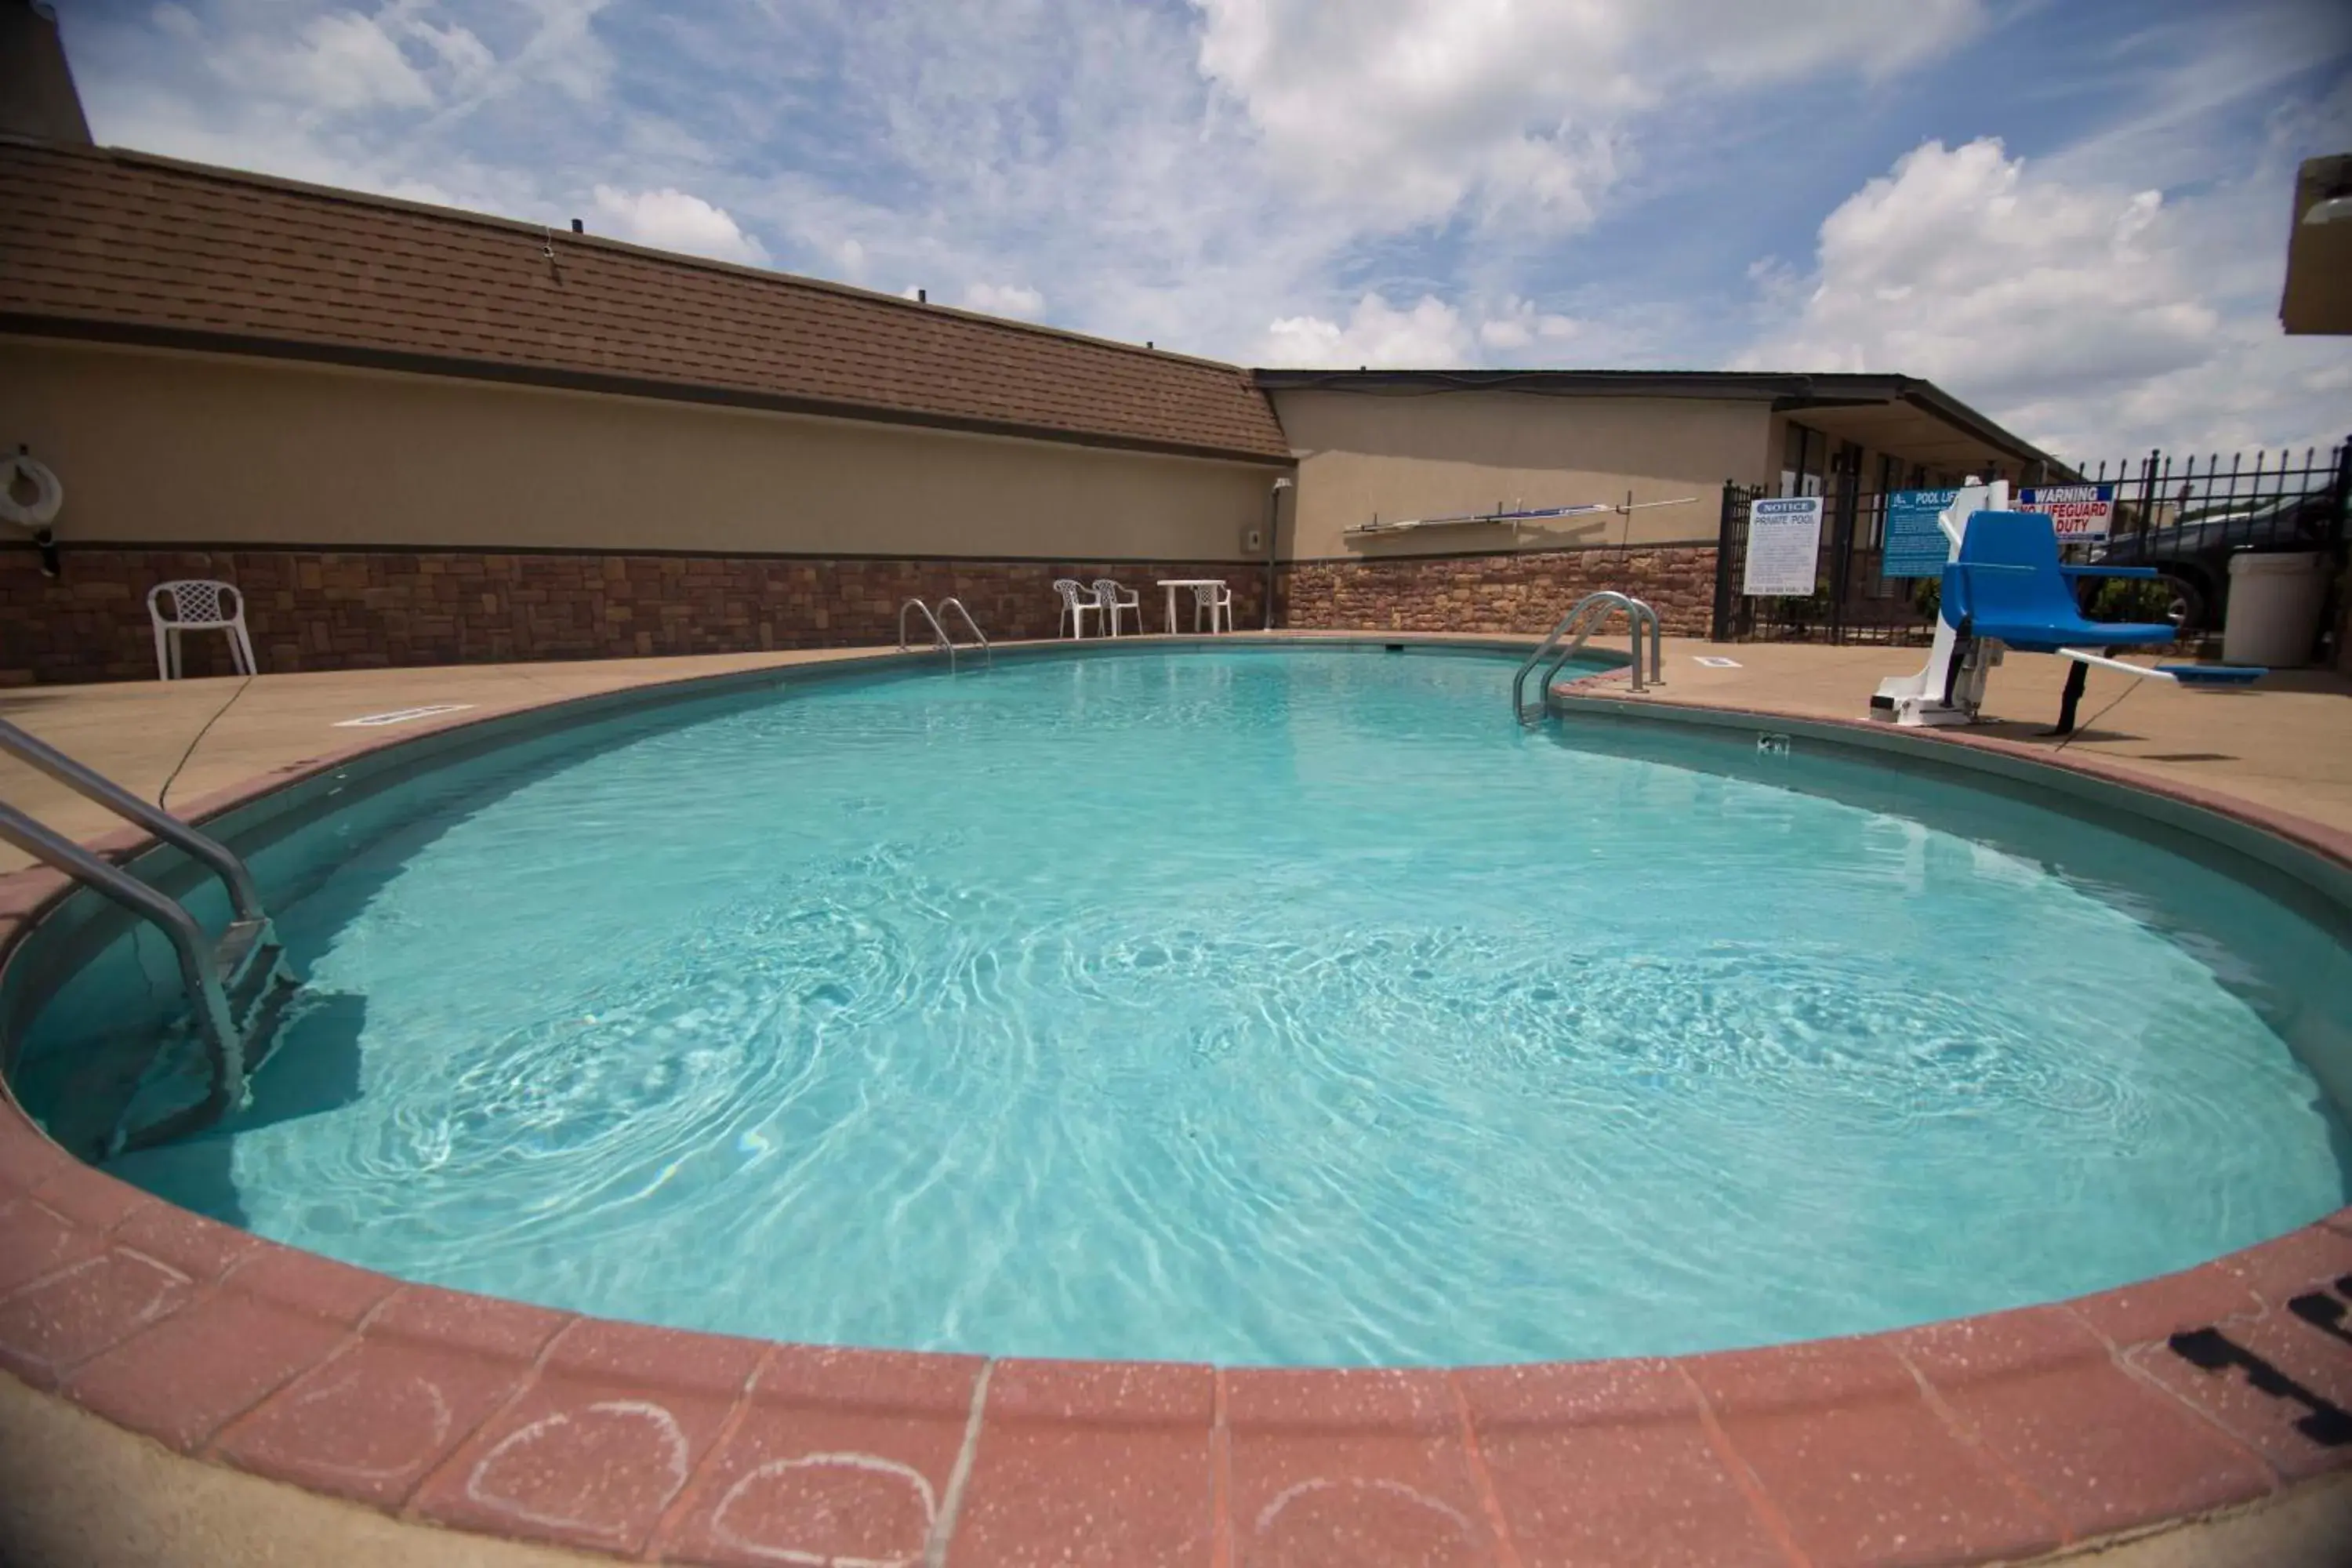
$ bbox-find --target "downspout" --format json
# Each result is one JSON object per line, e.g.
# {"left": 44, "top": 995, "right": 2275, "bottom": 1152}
{"left": 1265, "top": 477, "right": 1292, "bottom": 630}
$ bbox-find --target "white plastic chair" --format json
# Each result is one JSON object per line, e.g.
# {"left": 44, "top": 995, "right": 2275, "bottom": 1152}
{"left": 1094, "top": 579, "right": 1141, "bottom": 637}
{"left": 148, "top": 579, "right": 257, "bottom": 680}
{"left": 1053, "top": 578, "right": 1102, "bottom": 639}
{"left": 1192, "top": 581, "right": 1236, "bottom": 633}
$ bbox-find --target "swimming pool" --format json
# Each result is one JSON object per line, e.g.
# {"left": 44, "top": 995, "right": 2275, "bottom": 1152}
{"left": 11, "top": 644, "right": 2351, "bottom": 1367}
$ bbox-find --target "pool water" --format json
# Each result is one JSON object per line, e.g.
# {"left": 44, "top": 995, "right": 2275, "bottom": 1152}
{"left": 29, "top": 646, "right": 2352, "bottom": 1365}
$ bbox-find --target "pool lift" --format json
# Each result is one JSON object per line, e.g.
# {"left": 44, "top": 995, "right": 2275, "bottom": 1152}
{"left": 0, "top": 718, "right": 299, "bottom": 1156}
{"left": 1871, "top": 481, "right": 2266, "bottom": 733}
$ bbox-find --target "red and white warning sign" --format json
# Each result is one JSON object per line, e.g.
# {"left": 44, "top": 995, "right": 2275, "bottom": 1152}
{"left": 2016, "top": 484, "right": 2116, "bottom": 543}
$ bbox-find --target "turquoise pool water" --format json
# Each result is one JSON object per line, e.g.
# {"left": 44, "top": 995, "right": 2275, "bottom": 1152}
{"left": 24, "top": 645, "right": 2352, "bottom": 1366}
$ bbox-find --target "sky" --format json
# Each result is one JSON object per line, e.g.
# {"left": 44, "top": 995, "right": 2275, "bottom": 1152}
{"left": 53, "top": 0, "right": 2352, "bottom": 463}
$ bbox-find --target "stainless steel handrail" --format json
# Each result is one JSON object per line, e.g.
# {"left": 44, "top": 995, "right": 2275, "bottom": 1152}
{"left": 0, "top": 717, "right": 264, "bottom": 920}
{"left": 1552, "top": 591, "right": 1661, "bottom": 695}
{"left": 1512, "top": 591, "right": 1663, "bottom": 722}
{"left": 935, "top": 597, "right": 993, "bottom": 667}
{"left": 898, "top": 597, "right": 953, "bottom": 659}
{"left": 0, "top": 801, "right": 244, "bottom": 1146}
{"left": 899, "top": 597, "right": 993, "bottom": 670}
{"left": 0, "top": 717, "right": 299, "bottom": 1151}
{"left": 1621, "top": 593, "right": 1664, "bottom": 688}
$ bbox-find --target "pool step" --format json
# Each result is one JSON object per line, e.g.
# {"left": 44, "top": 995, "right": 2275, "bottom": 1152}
{"left": 0, "top": 717, "right": 307, "bottom": 1163}
{"left": 218, "top": 918, "right": 297, "bottom": 1050}
{"left": 219, "top": 919, "right": 299, "bottom": 1076}
{"left": 100, "top": 920, "right": 299, "bottom": 1159}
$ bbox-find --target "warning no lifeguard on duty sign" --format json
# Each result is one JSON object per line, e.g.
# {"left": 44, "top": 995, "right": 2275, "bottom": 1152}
{"left": 2016, "top": 483, "right": 2117, "bottom": 543}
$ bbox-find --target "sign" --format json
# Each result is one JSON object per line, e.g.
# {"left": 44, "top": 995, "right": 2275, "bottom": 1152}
{"left": 1882, "top": 488, "right": 1958, "bottom": 579}
{"left": 2016, "top": 483, "right": 2116, "bottom": 543}
{"left": 1741, "top": 495, "right": 1824, "bottom": 597}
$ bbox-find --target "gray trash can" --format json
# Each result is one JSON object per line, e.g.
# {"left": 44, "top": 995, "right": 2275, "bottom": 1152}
{"left": 2223, "top": 550, "right": 2328, "bottom": 667}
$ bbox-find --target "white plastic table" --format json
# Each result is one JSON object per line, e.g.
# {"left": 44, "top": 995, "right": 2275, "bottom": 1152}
{"left": 1157, "top": 579, "right": 1229, "bottom": 634}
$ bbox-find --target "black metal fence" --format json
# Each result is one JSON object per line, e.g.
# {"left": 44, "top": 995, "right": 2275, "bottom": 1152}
{"left": 1711, "top": 438, "right": 2351, "bottom": 645}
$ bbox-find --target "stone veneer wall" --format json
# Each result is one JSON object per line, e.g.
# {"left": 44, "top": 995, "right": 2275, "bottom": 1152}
{"left": 1279, "top": 544, "right": 1719, "bottom": 637}
{"left": 0, "top": 546, "right": 1269, "bottom": 685}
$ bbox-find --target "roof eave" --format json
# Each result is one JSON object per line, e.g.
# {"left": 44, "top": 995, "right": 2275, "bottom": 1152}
{"left": 1251, "top": 367, "right": 2058, "bottom": 472}
{"left": 1894, "top": 381, "right": 2060, "bottom": 474}
{"left": 1250, "top": 368, "right": 1795, "bottom": 401}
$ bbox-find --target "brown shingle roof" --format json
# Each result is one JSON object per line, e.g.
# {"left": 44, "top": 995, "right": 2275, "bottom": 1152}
{"left": 0, "top": 141, "right": 1293, "bottom": 464}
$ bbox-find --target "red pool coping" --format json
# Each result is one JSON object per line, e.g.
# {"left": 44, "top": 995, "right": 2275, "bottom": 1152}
{"left": 3, "top": 647, "right": 2351, "bottom": 1566}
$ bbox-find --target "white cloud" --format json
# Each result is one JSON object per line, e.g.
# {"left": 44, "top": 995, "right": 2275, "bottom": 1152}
{"left": 172, "top": 5, "right": 510, "bottom": 118}
{"left": 962, "top": 281, "right": 1047, "bottom": 318}
{"left": 1478, "top": 296, "right": 1579, "bottom": 352}
{"left": 71, "top": 1, "right": 617, "bottom": 227}
{"left": 590, "top": 186, "right": 768, "bottom": 265}
{"left": 1477, "top": 318, "right": 1535, "bottom": 351}
{"left": 408, "top": 18, "right": 496, "bottom": 86}
{"left": 2036, "top": 2, "right": 2352, "bottom": 193}
{"left": 151, "top": 4, "right": 201, "bottom": 42}
{"left": 1258, "top": 292, "right": 1474, "bottom": 367}
{"left": 495, "top": 0, "right": 614, "bottom": 107}
{"left": 256, "top": 11, "right": 437, "bottom": 111}
{"left": 1192, "top": 0, "right": 1984, "bottom": 232}
{"left": 683, "top": 0, "right": 1350, "bottom": 365}
{"left": 1739, "top": 136, "right": 2352, "bottom": 459}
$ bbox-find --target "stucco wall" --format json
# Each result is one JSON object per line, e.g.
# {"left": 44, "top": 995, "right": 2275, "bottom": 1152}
{"left": 0, "top": 339, "right": 1284, "bottom": 561}
{"left": 1269, "top": 389, "right": 1770, "bottom": 560}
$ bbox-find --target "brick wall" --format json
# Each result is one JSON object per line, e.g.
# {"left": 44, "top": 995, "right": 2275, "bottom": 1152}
{"left": 1279, "top": 545, "right": 1719, "bottom": 637}
{"left": 2, "top": 540, "right": 1725, "bottom": 686}
{"left": 0, "top": 546, "right": 1269, "bottom": 685}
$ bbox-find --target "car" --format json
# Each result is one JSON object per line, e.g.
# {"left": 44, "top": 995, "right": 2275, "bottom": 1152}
{"left": 2092, "top": 485, "right": 2342, "bottom": 630}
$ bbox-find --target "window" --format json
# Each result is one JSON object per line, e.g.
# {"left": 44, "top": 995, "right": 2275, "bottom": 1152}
{"left": 1780, "top": 423, "right": 1824, "bottom": 498}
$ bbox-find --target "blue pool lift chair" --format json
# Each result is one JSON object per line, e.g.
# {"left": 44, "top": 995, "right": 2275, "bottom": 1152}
{"left": 1939, "top": 511, "right": 2265, "bottom": 735}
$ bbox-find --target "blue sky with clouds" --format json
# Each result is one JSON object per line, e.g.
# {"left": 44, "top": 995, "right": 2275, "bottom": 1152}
{"left": 53, "top": 0, "right": 2352, "bottom": 459}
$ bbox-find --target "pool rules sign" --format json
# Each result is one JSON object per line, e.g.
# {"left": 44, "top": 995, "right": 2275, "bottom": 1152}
{"left": 1741, "top": 495, "right": 1824, "bottom": 597}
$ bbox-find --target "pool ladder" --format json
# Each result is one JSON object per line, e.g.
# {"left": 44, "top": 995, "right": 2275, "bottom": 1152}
{"left": 0, "top": 717, "right": 299, "bottom": 1155}
{"left": 1513, "top": 591, "right": 1664, "bottom": 724}
{"left": 898, "top": 597, "right": 993, "bottom": 670}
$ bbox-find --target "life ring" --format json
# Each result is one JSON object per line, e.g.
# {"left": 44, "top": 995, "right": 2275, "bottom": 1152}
{"left": 0, "top": 452, "right": 63, "bottom": 528}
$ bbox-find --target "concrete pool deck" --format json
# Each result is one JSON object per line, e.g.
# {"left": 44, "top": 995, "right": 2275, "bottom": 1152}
{"left": 4, "top": 633, "right": 2352, "bottom": 1566}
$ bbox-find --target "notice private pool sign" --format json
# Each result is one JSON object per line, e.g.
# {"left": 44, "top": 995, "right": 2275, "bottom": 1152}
{"left": 2016, "top": 483, "right": 2117, "bottom": 543}
{"left": 1741, "top": 495, "right": 1824, "bottom": 597}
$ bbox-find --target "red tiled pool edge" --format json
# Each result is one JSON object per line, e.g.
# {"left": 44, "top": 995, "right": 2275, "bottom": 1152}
{"left": 4, "top": 649, "right": 2352, "bottom": 1565}
{"left": 4, "top": 1145, "right": 2350, "bottom": 1566}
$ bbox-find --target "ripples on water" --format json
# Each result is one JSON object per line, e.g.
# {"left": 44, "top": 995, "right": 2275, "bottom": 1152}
{"left": 68, "top": 648, "right": 2352, "bottom": 1365}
